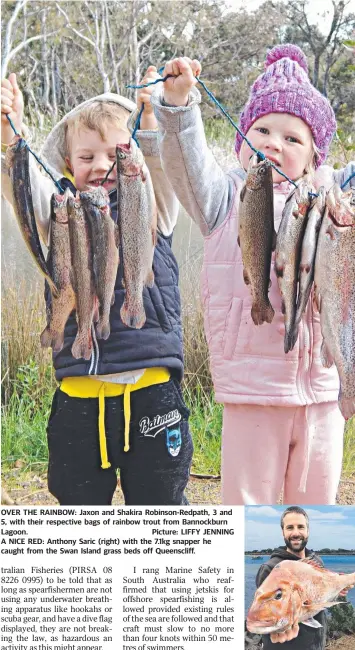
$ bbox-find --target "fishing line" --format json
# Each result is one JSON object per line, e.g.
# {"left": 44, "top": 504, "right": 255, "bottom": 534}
{"left": 128, "top": 72, "right": 355, "bottom": 196}
{"left": 341, "top": 171, "right": 355, "bottom": 190}
{"left": 131, "top": 103, "right": 145, "bottom": 146}
{"left": 5, "top": 114, "right": 64, "bottom": 194}
{"left": 127, "top": 73, "right": 299, "bottom": 187}
{"left": 100, "top": 104, "right": 145, "bottom": 187}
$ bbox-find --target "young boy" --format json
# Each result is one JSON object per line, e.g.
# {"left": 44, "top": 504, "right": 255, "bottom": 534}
{"left": 1, "top": 69, "right": 193, "bottom": 506}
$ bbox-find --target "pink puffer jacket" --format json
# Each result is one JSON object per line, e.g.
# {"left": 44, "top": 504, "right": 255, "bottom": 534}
{"left": 201, "top": 167, "right": 340, "bottom": 406}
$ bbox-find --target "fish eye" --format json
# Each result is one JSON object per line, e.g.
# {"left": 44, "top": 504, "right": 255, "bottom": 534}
{"left": 117, "top": 150, "right": 126, "bottom": 159}
{"left": 274, "top": 590, "right": 283, "bottom": 600}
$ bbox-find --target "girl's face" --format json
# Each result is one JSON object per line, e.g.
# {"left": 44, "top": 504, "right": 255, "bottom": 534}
{"left": 239, "top": 113, "right": 314, "bottom": 183}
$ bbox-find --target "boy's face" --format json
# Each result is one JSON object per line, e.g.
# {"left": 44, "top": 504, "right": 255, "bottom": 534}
{"left": 66, "top": 126, "right": 130, "bottom": 191}
{"left": 239, "top": 113, "right": 314, "bottom": 183}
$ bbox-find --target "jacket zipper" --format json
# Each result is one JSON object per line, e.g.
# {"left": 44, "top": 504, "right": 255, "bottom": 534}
{"left": 88, "top": 324, "right": 99, "bottom": 375}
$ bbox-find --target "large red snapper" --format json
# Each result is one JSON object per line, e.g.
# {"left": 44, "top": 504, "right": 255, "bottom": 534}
{"left": 247, "top": 558, "right": 355, "bottom": 635}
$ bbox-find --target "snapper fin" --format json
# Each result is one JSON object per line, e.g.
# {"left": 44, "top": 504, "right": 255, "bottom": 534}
{"left": 299, "top": 558, "right": 333, "bottom": 573}
{"left": 301, "top": 618, "right": 323, "bottom": 629}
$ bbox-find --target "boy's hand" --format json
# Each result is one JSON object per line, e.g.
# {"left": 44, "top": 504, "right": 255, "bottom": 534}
{"left": 137, "top": 65, "right": 160, "bottom": 131}
{"left": 1, "top": 73, "right": 24, "bottom": 145}
{"left": 162, "top": 57, "right": 201, "bottom": 107}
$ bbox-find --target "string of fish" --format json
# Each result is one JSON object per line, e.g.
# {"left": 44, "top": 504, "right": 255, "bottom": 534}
{"left": 5, "top": 82, "right": 355, "bottom": 194}
{"left": 126, "top": 72, "right": 355, "bottom": 194}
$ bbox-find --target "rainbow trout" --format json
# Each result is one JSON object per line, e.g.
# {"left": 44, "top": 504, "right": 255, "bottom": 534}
{"left": 293, "top": 187, "right": 326, "bottom": 332}
{"left": 247, "top": 558, "right": 355, "bottom": 635}
{"left": 40, "top": 190, "right": 76, "bottom": 352}
{"left": 238, "top": 155, "right": 275, "bottom": 325}
{"left": 275, "top": 179, "right": 312, "bottom": 353}
{"left": 116, "top": 139, "right": 157, "bottom": 329}
{"left": 80, "top": 186, "right": 119, "bottom": 340}
{"left": 5, "top": 135, "right": 58, "bottom": 296}
{"left": 314, "top": 184, "right": 355, "bottom": 420}
{"left": 67, "top": 192, "right": 97, "bottom": 360}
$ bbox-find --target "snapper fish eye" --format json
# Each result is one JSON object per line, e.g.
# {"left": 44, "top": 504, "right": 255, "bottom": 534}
{"left": 274, "top": 589, "right": 283, "bottom": 600}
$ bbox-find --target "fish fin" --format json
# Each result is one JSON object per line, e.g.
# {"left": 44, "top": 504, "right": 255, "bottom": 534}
{"left": 237, "top": 235, "right": 240, "bottom": 247}
{"left": 320, "top": 339, "right": 334, "bottom": 368}
{"left": 93, "top": 297, "right": 100, "bottom": 323}
{"left": 272, "top": 230, "right": 277, "bottom": 251}
{"left": 299, "top": 558, "right": 333, "bottom": 573}
{"left": 243, "top": 268, "right": 250, "bottom": 285}
{"left": 240, "top": 185, "right": 246, "bottom": 202}
{"left": 301, "top": 618, "right": 323, "bottom": 629}
{"left": 145, "top": 269, "right": 155, "bottom": 289}
{"left": 251, "top": 300, "right": 274, "bottom": 326}
{"left": 120, "top": 299, "right": 146, "bottom": 329}
{"left": 114, "top": 223, "right": 120, "bottom": 249}
{"left": 313, "top": 288, "right": 321, "bottom": 313}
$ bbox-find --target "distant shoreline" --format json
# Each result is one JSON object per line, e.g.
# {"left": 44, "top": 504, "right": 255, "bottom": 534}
{"left": 245, "top": 551, "right": 355, "bottom": 556}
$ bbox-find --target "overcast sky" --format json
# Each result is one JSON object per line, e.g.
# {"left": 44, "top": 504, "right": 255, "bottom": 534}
{"left": 245, "top": 506, "right": 355, "bottom": 551}
{"left": 224, "top": 0, "right": 354, "bottom": 35}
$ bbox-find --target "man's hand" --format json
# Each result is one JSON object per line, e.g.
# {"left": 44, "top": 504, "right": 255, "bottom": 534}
{"left": 1, "top": 73, "right": 24, "bottom": 145}
{"left": 270, "top": 623, "right": 299, "bottom": 643}
{"left": 137, "top": 65, "right": 160, "bottom": 131}
{"left": 162, "top": 57, "right": 201, "bottom": 107}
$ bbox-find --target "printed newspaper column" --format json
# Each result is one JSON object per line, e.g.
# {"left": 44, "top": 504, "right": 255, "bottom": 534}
{"left": 0, "top": 506, "right": 244, "bottom": 649}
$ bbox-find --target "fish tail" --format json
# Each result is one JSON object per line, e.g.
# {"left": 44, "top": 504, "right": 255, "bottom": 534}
{"left": 145, "top": 269, "right": 155, "bottom": 288}
{"left": 71, "top": 332, "right": 92, "bottom": 360}
{"left": 339, "top": 396, "right": 355, "bottom": 421}
{"left": 96, "top": 319, "right": 111, "bottom": 341}
{"left": 251, "top": 299, "right": 274, "bottom": 325}
{"left": 120, "top": 297, "right": 146, "bottom": 329}
{"left": 40, "top": 327, "right": 64, "bottom": 353}
{"left": 320, "top": 339, "right": 334, "bottom": 368}
{"left": 284, "top": 324, "right": 299, "bottom": 353}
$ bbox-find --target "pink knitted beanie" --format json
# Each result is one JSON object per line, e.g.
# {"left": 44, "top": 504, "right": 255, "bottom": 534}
{"left": 235, "top": 44, "right": 336, "bottom": 167}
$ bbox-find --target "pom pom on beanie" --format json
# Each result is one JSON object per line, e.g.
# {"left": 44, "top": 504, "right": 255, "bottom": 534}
{"left": 235, "top": 44, "right": 336, "bottom": 167}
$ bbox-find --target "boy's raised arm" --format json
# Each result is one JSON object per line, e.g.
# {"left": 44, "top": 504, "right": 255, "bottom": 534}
{"left": 150, "top": 57, "right": 235, "bottom": 237}
{"left": 1, "top": 74, "right": 56, "bottom": 246}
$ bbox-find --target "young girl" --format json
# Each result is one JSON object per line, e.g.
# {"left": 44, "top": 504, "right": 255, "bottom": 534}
{"left": 150, "top": 44, "right": 355, "bottom": 505}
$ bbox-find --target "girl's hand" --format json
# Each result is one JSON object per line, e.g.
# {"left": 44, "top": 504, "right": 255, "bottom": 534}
{"left": 137, "top": 65, "right": 160, "bottom": 131}
{"left": 162, "top": 57, "right": 201, "bottom": 107}
{"left": 1, "top": 73, "right": 24, "bottom": 145}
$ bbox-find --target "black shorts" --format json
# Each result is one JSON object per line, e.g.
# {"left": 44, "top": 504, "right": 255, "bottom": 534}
{"left": 47, "top": 378, "right": 193, "bottom": 506}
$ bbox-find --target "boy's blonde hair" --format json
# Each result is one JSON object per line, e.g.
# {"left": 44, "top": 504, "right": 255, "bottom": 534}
{"left": 65, "top": 101, "right": 130, "bottom": 155}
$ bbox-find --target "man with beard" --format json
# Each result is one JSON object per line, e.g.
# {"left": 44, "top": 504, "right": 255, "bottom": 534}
{"left": 254, "top": 506, "right": 326, "bottom": 649}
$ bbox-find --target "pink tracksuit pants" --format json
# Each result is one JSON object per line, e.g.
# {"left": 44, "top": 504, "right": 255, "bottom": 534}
{"left": 221, "top": 401, "right": 345, "bottom": 505}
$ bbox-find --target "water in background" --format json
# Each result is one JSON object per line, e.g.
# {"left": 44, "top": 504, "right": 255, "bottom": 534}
{"left": 245, "top": 554, "right": 355, "bottom": 614}
{"left": 1, "top": 198, "right": 203, "bottom": 293}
